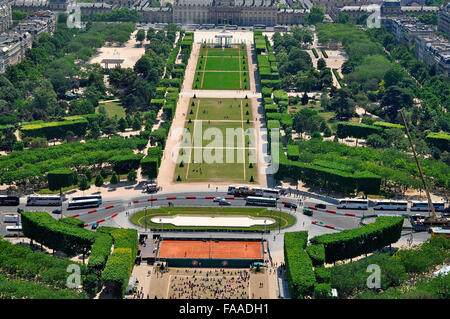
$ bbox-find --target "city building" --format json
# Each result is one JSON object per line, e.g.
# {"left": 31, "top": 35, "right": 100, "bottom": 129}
{"left": 0, "top": 1, "right": 12, "bottom": 33}
{"left": 415, "top": 35, "right": 450, "bottom": 76}
{"left": 438, "top": 2, "right": 450, "bottom": 36}
{"left": 382, "top": 16, "right": 435, "bottom": 47}
{"left": 0, "top": 10, "right": 56, "bottom": 73}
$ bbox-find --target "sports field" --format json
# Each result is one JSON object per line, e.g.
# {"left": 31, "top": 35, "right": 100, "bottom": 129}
{"left": 159, "top": 240, "right": 262, "bottom": 260}
{"left": 175, "top": 98, "right": 257, "bottom": 183}
{"left": 194, "top": 46, "right": 249, "bottom": 90}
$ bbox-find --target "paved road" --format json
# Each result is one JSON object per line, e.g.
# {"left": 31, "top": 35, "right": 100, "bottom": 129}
{"left": 1, "top": 191, "right": 431, "bottom": 256}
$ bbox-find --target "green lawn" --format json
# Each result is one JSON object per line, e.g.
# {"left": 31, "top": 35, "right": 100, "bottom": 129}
{"left": 97, "top": 101, "right": 126, "bottom": 119}
{"left": 204, "top": 57, "right": 240, "bottom": 71}
{"left": 187, "top": 98, "right": 252, "bottom": 121}
{"left": 130, "top": 207, "right": 296, "bottom": 231}
{"left": 201, "top": 72, "right": 242, "bottom": 90}
{"left": 175, "top": 97, "right": 257, "bottom": 183}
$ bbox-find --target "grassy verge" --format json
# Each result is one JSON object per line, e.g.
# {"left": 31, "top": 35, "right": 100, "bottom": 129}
{"left": 130, "top": 206, "right": 296, "bottom": 231}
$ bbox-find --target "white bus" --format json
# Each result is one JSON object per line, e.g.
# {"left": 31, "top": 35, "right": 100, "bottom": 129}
{"left": 71, "top": 195, "right": 102, "bottom": 205}
{"left": 6, "top": 225, "right": 22, "bottom": 232}
{"left": 246, "top": 196, "right": 277, "bottom": 207}
{"left": 68, "top": 198, "right": 101, "bottom": 210}
{"left": 262, "top": 188, "right": 281, "bottom": 199}
{"left": 225, "top": 25, "right": 238, "bottom": 30}
{"left": 26, "top": 195, "right": 62, "bottom": 206}
{"left": 373, "top": 200, "right": 408, "bottom": 211}
{"left": 411, "top": 201, "right": 445, "bottom": 212}
{"left": 337, "top": 199, "right": 369, "bottom": 210}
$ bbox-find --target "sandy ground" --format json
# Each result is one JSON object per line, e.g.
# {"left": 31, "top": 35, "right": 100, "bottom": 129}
{"left": 88, "top": 30, "right": 148, "bottom": 69}
{"left": 146, "top": 267, "right": 276, "bottom": 299}
{"left": 194, "top": 30, "right": 254, "bottom": 45}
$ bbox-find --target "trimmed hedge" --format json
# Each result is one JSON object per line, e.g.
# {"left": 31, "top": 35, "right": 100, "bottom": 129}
{"left": 101, "top": 248, "right": 132, "bottom": 298}
{"left": 21, "top": 118, "right": 88, "bottom": 140}
{"left": 284, "top": 231, "right": 316, "bottom": 299}
{"left": 141, "top": 156, "right": 159, "bottom": 178}
{"left": 267, "top": 120, "right": 281, "bottom": 130}
{"left": 314, "top": 266, "right": 331, "bottom": 284}
{"left": 20, "top": 211, "right": 96, "bottom": 257}
{"left": 373, "top": 121, "right": 404, "bottom": 130}
{"left": 87, "top": 233, "right": 113, "bottom": 276}
{"left": 47, "top": 168, "right": 76, "bottom": 191}
{"left": 262, "top": 87, "right": 272, "bottom": 98}
{"left": 426, "top": 132, "right": 450, "bottom": 152}
{"left": 60, "top": 216, "right": 85, "bottom": 228}
{"left": 306, "top": 244, "right": 325, "bottom": 267}
{"left": 314, "top": 283, "right": 332, "bottom": 299}
{"left": 286, "top": 144, "right": 300, "bottom": 161}
{"left": 274, "top": 138, "right": 382, "bottom": 194}
{"left": 312, "top": 48, "right": 319, "bottom": 58}
{"left": 108, "top": 153, "right": 144, "bottom": 175}
{"left": 310, "top": 216, "right": 404, "bottom": 264}
{"left": 321, "top": 49, "right": 328, "bottom": 58}
{"left": 336, "top": 122, "right": 382, "bottom": 140}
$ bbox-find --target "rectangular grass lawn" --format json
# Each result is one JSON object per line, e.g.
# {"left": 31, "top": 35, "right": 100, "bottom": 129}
{"left": 201, "top": 72, "right": 242, "bottom": 90}
{"left": 205, "top": 57, "right": 240, "bottom": 71}
{"left": 186, "top": 98, "right": 252, "bottom": 121}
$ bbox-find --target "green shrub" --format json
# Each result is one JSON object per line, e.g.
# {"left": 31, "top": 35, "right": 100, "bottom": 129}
{"left": 306, "top": 244, "right": 325, "bottom": 267}
{"left": 284, "top": 231, "right": 316, "bottom": 298}
{"left": 315, "top": 266, "right": 331, "bottom": 284}
{"left": 314, "top": 283, "right": 332, "bottom": 299}
{"left": 310, "top": 217, "right": 404, "bottom": 264}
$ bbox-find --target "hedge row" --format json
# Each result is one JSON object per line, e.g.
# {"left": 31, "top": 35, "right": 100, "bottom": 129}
{"left": 306, "top": 244, "right": 325, "bottom": 267}
{"left": 321, "top": 49, "right": 328, "bottom": 58}
{"left": 284, "top": 231, "right": 316, "bottom": 298}
{"left": 20, "top": 211, "right": 96, "bottom": 257}
{"left": 99, "top": 228, "right": 138, "bottom": 298}
{"left": 21, "top": 118, "right": 88, "bottom": 140}
{"left": 310, "top": 216, "right": 404, "bottom": 264}
{"left": 336, "top": 122, "right": 382, "bottom": 140}
{"left": 274, "top": 138, "right": 382, "bottom": 194}
{"left": 314, "top": 266, "right": 331, "bottom": 284}
{"left": 426, "top": 132, "right": 450, "bottom": 152}
{"left": 312, "top": 48, "right": 319, "bottom": 58}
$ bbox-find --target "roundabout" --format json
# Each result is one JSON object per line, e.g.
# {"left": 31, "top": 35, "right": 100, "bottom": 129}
{"left": 130, "top": 206, "right": 296, "bottom": 232}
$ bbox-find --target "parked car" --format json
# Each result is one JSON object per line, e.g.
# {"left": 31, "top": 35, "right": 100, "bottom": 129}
{"left": 213, "top": 197, "right": 223, "bottom": 202}
{"left": 91, "top": 223, "right": 98, "bottom": 230}
{"left": 303, "top": 208, "right": 313, "bottom": 216}
{"left": 219, "top": 199, "right": 231, "bottom": 206}
{"left": 17, "top": 207, "right": 23, "bottom": 213}
{"left": 284, "top": 202, "right": 297, "bottom": 209}
{"left": 52, "top": 209, "right": 62, "bottom": 214}
{"left": 315, "top": 203, "right": 326, "bottom": 209}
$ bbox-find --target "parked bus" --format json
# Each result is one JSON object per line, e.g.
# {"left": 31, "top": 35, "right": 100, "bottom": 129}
{"left": 0, "top": 195, "right": 20, "bottom": 206}
{"left": 337, "top": 199, "right": 368, "bottom": 210}
{"left": 68, "top": 198, "right": 101, "bottom": 210}
{"left": 253, "top": 24, "right": 266, "bottom": 30}
{"left": 26, "top": 195, "right": 62, "bottom": 206}
{"left": 203, "top": 24, "right": 215, "bottom": 29}
{"left": 6, "top": 225, "right": 22, "bottom": 232}
{"left": 225, "top": 25, "right": 238, "bottom": 30}
{"left": 411, "top": 201, "right": 445, "bottom": 212}
{"left": 373, "top": 200, "right": 408, "bottom": 211}
{"left": 71, "top": 195, "right": 102, "bottom": 205}
{"left": 274, "top": 25, "right": 288, "bottom": 32}
{"left": 261, "top": 188, "right": 280, "bottom": 199}
{"left": 246, "top": 196, "right": 277, "bottom": 207}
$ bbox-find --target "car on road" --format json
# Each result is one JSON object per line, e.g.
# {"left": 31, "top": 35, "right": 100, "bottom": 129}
{"left": 315, "top": 203, "right": 326, "bottom": 209}
{"left": 213, "top": 197, "right": 223, "bottom": 202}
{"left": 91, "top": 223, "right": 98, "bottom": 230}
{"left": 303, "top": 208, "right": 313, "bottom": 216}
{"left": 17, "top": 208, "right": 23, "bottom": 213}
{"left": 284, "top": 202, "right": 297, "bottom": 209}
{"left": 218, "top": 199, "right": 231, "bottom": 206}
{"left": 52, "top": 209, "right": 62, "bottom": 214}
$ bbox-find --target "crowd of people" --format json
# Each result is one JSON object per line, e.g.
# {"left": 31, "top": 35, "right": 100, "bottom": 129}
{"left": 168, "top": 269, "right": 250, "bottom": 299}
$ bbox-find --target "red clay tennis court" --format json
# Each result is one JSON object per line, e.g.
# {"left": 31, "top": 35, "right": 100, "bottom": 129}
{"left": 158, "top": 240, "right": 262, "bottom": 260}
